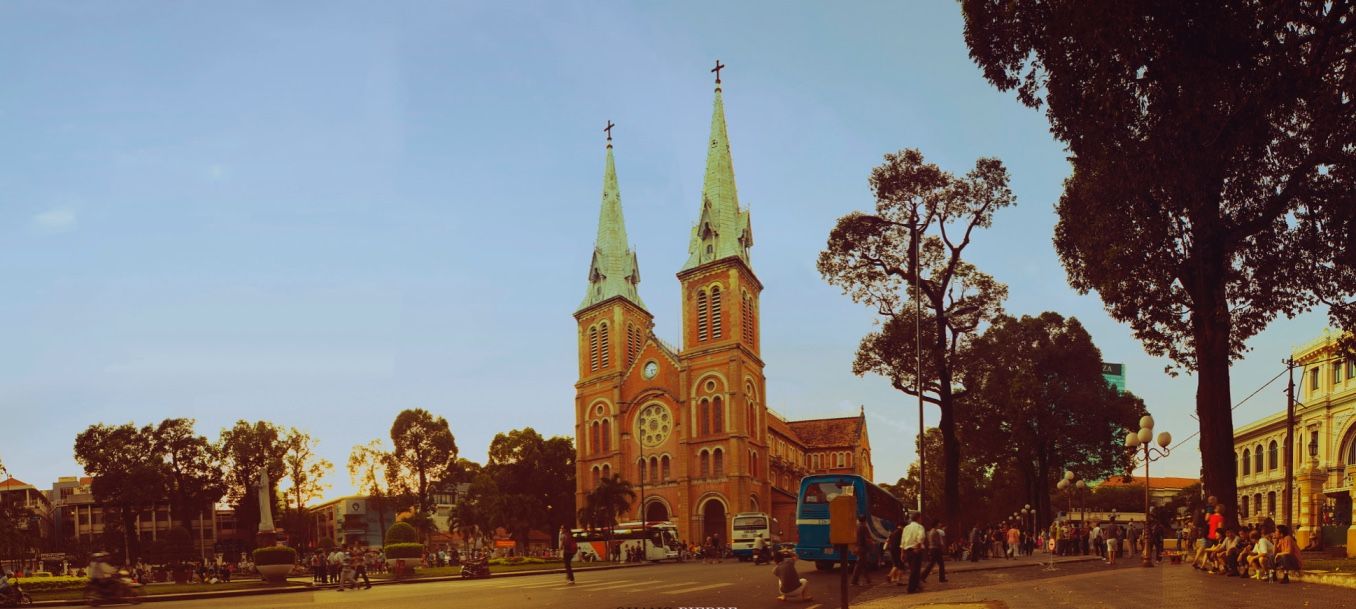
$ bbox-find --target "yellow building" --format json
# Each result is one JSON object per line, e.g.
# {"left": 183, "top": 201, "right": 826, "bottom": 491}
{"left": 1233, "top": 330, "right": 1356, "bottom": 553}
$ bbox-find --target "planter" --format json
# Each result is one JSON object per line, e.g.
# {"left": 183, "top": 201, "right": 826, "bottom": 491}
{"left": 385, "top": 558, "right": 419, "bottom": 578}
{"left": 256, "top": 563, "right": 293, "bottom": 583}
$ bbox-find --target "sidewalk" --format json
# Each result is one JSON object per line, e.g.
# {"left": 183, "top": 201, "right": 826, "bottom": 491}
{"left": 934, "top": 553, "right": 1101, "bottom": 574}
{"left": 30, "top": 561, "right": 655, "bottom": 607}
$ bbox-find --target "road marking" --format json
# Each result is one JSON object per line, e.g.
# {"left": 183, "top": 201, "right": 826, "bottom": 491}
{"left": 650, "top": 581, "right": 700, "bottom": 589}
{"left": 536, "top": 579, "right": 627, "bottom": 591}
{"left": 660, "top": 583, "right": 732, "bottom": 594}
{"left": 574, "top": 579, "right": 661, "bottom": 591}
{"left": 516, "top": 580, "right": 589, "bottom": 589}
{"left": 806, "top": 604, "right": 822, "bottom": 609}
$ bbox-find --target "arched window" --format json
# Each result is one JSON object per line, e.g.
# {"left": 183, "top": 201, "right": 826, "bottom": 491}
{"left": 697, "top": 290, "right": 709, "bottom": 342}
{"left": 589, "top": 326, "right": 600, "bottom": 371}
{"left": 1254, "top": 445, "right": 1263, "bottom": 473}
{"left": 847, "top": 451, "right": 853, "bottom": 468}
{"left": 602, "top": 464, "right": 611, "bottom": 481}
{"left": 700, "top": 450, "right": 710, "bottom": 477}
{"left": 713, "top": 448, "right": 724, "bottom": 477}
{"left": 1242, "top": 449, "right": 1251, "bottom": 475}
{"left": 1254, "top": 494, "right": 1262, "bottom": 516}
{"left": 591, "top": 466, "right": 600, "bottom": 488}
{"left": 1268, "top": 440, "right": 1279, "bottom": 470}
{"left": 650, "top": 456, "right": 659, "bottom": 483}
{"left": 637, "top": 458, "right": 646, "bottom": 483}
{"left": 699, "top": 400, "right": 710, "bottom": 436}
{"left": 1240, "top": 498, "right": 1249, "bottom": 519}
{"left": 601, "top": 419, "right": 611, "bottom": 453}
{"left": 599, "top": 323, "right": 610, "bottom": 368}
{"left": 710, "top": 286, "right": 722, "bottom": 339}
{"left": 661, "top": 455, "right": 671, "bottom": 481}
{"left": 751, "top": 451, "right": 759, "bottom": 479}
{"left": 590, "top": 422, "right": 600, "bottom": 456}
{"left": 1267, "top": 491, "right": 1276, "bottom": 515}
{"left": 742, "top": 292, "right": 753, "bottom": 344}
{"left": 712, "top": 396, "right": 723, "bottom": 433}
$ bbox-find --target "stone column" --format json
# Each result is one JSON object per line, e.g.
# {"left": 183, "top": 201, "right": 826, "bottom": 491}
{"left": 1296, "top": 458, "right": 1325, "bottom": 549}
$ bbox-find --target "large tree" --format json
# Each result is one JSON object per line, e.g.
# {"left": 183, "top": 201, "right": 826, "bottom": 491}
{"left": 483, "top": 428, "right": 576, "bottom": 550}
{"left": 281, "top": 427, "right": 332, "bottom": 548}
{"left": 348, "top": 439, "right": 395, "bottom": 545}
{"left": 960, "top": 313, "right": 1147, "bottom": 528}
{"left": 152, "top": 418, "right": 226, "bottom": 532}
{"left": 819, "top": 148, "right": 1012, "bottom": 527}
{"left": 74, "top": 423, "right": 166, "bottom": 562}
{"left": 389, "top": 409, "right": 457, "bottom": 516}
{"left": 963, "top": 0, "right": 1356, "bottom": 526}
{"left": 217, "top": 420, "right": 287, "bottom": 544}
{"left": 884, "top": 427, "right": 1009, "bottom": 528}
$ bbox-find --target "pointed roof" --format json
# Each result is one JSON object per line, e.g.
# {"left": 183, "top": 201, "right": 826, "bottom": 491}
{"left": 580, "top": 143, "right": 646, "bottom": 312}
{"left": 682, "top": 82, "right": 753, "bottom": 272}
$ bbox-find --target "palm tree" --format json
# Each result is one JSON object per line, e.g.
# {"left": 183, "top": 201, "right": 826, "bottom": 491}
{"left": 578, "top": 475, "right": 635, "bottom": 561}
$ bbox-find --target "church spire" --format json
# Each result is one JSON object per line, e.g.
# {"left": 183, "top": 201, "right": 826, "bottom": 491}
{"left": 682, "top": 61, "right": 753, "bottom": 272}
{"left": 580, "top": 127, "right": 645, "bottom": 312}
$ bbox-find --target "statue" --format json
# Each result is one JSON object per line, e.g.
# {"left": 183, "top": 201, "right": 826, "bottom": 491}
{"left": 256, "top": 469, "right": 276, "bottom": 546}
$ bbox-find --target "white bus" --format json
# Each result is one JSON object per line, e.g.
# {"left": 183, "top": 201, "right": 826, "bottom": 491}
{"left": 731, "top": 512, "right": 777, "bottom": 561}
{"left": 570, "top": 521, "right": 682, "bottom": 562}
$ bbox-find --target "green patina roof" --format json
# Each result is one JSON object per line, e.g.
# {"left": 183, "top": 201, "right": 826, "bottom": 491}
{"left": 579, "top": 144, "right": 646, "bottom": 312}
{"left": 681, "top": 84, "right": 753, "bottom": 272}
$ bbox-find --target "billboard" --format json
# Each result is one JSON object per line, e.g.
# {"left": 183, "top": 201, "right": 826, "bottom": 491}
{"left": 1102, "top": 363, "right": 1126, "bottom": 394}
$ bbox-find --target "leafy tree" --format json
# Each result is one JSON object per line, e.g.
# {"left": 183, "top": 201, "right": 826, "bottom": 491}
{"left": 281, "top": 428, "right": 332, "bottom": 549}
{"left": 217, "top": 420, "right": 286, "bottom": 545}
{"left": 887, "top": 427, "right": 1020, "bottom": 529}
{"left": 819, "top": 148, "right": 1013, "bottom": 528}
{"left": 960, "top": 313, "right": 1147, "bottom": 528}
{"left": 483, "top": 428, "right": 576, "bottom": 550}
{"left": 348, "top": 439, "right": 395, "bottom": 545}
{"left": 963, "top": 0, "right": 1356, "bottom": 527}
{"left": 449, "top": 471, "right": 498, "bottom": 549}
{"left": 74, "top": 423, "right": 166, "bottom": 562}
{"left": 389, "top": 409, "right": 457, "bottom": 516}
{"left": 152, "top": 418, "right": 226, "bottom": 532}
{"left": 578, "top": 474, "right": 636, "bottom": 535}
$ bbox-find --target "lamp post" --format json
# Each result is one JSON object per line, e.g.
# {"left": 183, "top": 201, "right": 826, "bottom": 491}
{"left": 1125, "top": 414, "right": 1172, "bottom": 568}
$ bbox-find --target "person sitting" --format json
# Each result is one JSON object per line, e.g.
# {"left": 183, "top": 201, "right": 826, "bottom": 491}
{"left": 772, "top": 551, "right": 811, "bottom": 602}
{"left": 1222, "top": 529, "right": 1246, "bottom": 576}
{"left": 1250, "top": 529, "right": 1275, "bottom": 581}
{"left": 1273, "top": 525, "right": 1301, "bottom": 584}
{"left": 1237, "top": 531, "right": 1258, "bottom": 578}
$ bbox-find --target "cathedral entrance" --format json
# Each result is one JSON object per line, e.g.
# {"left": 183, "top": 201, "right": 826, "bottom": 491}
{"left": 701, "top": 498, "right": 727, "bottom": 545}
{"left": 646, "top": 500, "right": 669, "bottom": 523}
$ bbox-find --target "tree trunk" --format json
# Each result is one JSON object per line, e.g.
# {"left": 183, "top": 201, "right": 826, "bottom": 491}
{"left": 1193, "top": 296, "right": 1238, "bottom": 529}
{"left": 932, "top": 312, "right": 961, "bottom": 532}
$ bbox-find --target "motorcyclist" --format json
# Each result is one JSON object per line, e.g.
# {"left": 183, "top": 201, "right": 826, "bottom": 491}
{"left": 752, "top": 534, "right": 769, "bottom": 564}
{"left": 0, "top": 569, "right": 13, "bottom": 601}
{"left": 88, "top": 552, "right": 118, "bottom": 596}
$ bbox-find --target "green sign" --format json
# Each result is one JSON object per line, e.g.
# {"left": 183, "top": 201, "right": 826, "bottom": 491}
{"left": 1102, "top": 363, "right": 1126, "bottom": 394}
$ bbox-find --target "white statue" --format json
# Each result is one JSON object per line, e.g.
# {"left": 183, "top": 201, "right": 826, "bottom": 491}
{"left": 257, "top": 468, "right": 275, "bottom": 533}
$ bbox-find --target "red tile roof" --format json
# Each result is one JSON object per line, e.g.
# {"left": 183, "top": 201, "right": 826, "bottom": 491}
{"left": 767, "top": 412, "right": 802, "bottom": 444}
{"left": 0, "top": 477, "right": 32, "bottom": 490}
{"left": 1098, "top": 475, "right": 1198, "bottom": 489}
{"left": 786, "top": 416, "right": 864, "bottom": 448}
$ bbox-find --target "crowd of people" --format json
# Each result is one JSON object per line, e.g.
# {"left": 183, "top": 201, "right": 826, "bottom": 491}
{"left": 1188, "top": 504, "right": 1303, "bottom": 583}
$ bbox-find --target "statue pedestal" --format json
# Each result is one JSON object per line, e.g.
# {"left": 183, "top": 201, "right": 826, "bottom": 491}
{"left": 257, "top": 529, "right": 277, "bottom": 548}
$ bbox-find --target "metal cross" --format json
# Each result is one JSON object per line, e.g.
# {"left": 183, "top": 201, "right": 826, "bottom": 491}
{"left": 604, "top": 120, "right": 615, "bottom": 142}
{"left": 711, "top": 60, "right": 725, "bottom": 84}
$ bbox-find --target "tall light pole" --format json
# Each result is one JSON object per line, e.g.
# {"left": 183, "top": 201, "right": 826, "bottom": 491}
{"left": 1126, "top": 414, "right": 1172, "bottom": 568}
{"left": 911, "top": 214, "right": 924, "bottom": 514}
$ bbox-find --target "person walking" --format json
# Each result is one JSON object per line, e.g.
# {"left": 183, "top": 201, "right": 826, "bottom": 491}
{"left": 885, "top": 523, "right": 903, "bottom": 585}
{"left": 901, "top": 513, "right": 926, "bottom": 593}
{"left": 560, "top": 525, "right": 576, "bottom": 584}
{"left": 850, "top": 515, "right": 873, "bottom": 586}
{"left": 1006, "top": 524, "right": 1020, "bottom": 559}
{"left": 353, "top": 550, "right": 371, "bottom": 589}
{"left": 920, "top": 520, "right": 948, "bottom": 583}
{"left": 967, "top": 525, "right": 981, "bottom": 562}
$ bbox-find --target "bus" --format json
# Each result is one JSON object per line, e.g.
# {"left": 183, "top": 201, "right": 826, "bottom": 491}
{"left": 794, "top": 474, "right": 904, "bottom": 571}
{"left": 571, "top": 521, "right": 682, "bottom": 562}
{"left": 730, "top": 512, "right": 779, "bottom": 560}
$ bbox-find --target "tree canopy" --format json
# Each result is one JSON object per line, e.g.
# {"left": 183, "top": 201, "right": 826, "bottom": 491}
{"left": 74, "top": 423, "right": 166, "bottom": 561}
{"left": 152, "top": 418, "right": 226, "bottom": 532}
{"left": 218, "top": 420, "right": 287, "bottom": 544}
{"left": 389, "top": 408, "right": 457, "bottom": 516}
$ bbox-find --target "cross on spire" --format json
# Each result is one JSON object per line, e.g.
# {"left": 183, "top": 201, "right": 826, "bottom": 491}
{"left": 711, "top": 59, "right": 725, "bottom": 85}
{"left": 604, "top": 120, "right": 615, "bottom": 147}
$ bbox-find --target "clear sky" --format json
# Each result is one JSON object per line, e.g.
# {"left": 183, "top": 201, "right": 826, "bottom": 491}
{"left": 0, "top": 1, "right": 1329, "bottom": 502}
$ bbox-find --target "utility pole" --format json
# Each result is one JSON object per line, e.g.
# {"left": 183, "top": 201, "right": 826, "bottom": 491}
{"left": 1284, "top": 358, "right": 1296, "bottom": 530}
{"left": 911, "top": 215, "right": 924, "bottom": 514}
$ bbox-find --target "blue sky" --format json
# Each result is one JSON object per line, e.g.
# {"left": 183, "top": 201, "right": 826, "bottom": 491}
{"left": 0, "top": 1, "right": 1327, "bottom": 500}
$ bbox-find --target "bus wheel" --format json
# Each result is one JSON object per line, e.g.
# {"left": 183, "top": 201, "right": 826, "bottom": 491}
{"left": 814, "top": 560, "right": 835, "bottom": 572}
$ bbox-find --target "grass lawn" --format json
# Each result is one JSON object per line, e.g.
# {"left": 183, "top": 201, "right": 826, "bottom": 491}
{"left": 30, "top": 581, "right": 308, "bottom": 602}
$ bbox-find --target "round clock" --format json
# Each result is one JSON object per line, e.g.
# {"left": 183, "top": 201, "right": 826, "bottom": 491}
{"left": 636, "top": 403, "right": 672, "bottom": 448}
{"left": 642, "top": 361, "right": 659, "bottom": 380}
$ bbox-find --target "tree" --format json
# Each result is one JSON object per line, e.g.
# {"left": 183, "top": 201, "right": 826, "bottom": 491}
{"left": 886, "top": 427, "right": 1005, "bottom": 528}
{"left": 578, "top": 474, "right": 636, "bottom": 539}
{"left": 389, "top": 409, "right": 457, "bottom": 516}
{"left": 963, "top": 0, "right": 1356, "bottom": 527}
{"left": 152, "top": 418, "right": 226, "bottom": 532}
{"left": 960, "top": 313, "right": 1147, "bottom": 528}
{"left": 281, "top": 428, "right": 332, "bottom": 549}
{"left": 348, "top": 439, "right": 395, "bottom": 545}
{"left": 819, "top": 148, "right": 1013, "bottom": 528}
{"left": 483, "top": 428, "right": 576, "bottom": 550}
{"left": 74, "top": 423, "right": 166, "bottom": 562}
{"left": 217, "top": 420, "right": 286, "bottom": 545}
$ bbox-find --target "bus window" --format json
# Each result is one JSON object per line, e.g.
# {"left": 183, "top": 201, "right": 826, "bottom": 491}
{"left": 803, "top": 479, "right": 852, "bottom": 504}
{"left": 733, "top": 515, "right": 766, "bottom": 531}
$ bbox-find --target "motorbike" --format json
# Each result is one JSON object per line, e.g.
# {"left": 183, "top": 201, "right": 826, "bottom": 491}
{"left": 459, "top": 558, "right": 490, "bottom": 579}
{"left": 84, "top": 571, "right": 142, "bottom": 606}
{"left": 752, "top": 547, "right": 771, "bottom": 565}
{"left": 0, "top": 582, "right": 32, "bottom": 607}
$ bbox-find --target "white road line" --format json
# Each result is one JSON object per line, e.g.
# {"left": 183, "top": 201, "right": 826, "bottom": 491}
{"left": 659, "top": 582, "right": 732, "bottom": 594}
{"left": 515, "top": 579, "right": 590, "bottom": 589}
{"left": 806, "top": 604, "right": 822, "bottom": 609}
{"left": 650, "top": 581, "right": 700, "bottom": 589}
{"left": 574, "top": 579, "right": 661, "bottom": 591}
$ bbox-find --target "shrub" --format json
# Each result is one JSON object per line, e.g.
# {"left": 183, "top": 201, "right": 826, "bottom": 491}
{"left": 15, "top": 576, "right": 86, "bottom": 592}
{"left": 386, "top": 522, "right": 418, "bottom": 544}
{"left": 383, "top": 542, "right": 424, "bottom": 559}
{"left": 487, "top": 557, "right": 547, "bottom": 566}
{"left": 253, "top": 546, "right": 298, "bottom": 566}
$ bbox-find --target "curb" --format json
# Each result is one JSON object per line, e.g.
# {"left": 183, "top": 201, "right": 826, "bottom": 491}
{"left": 939, "top": 556, "right": 1102, "bottom": 575}
{"left": 30, "top": 562, "right": 655, "bottom": 607}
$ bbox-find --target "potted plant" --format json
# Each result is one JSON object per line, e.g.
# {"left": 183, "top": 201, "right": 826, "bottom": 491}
{"left": 383, "top": 522, "right": 424, "bottom": 578}
{"left": 252, "top": 546, "right": 298, "bottom": 583}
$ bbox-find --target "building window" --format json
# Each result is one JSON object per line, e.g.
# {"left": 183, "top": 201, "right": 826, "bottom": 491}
{"left": 1241, "top": 499, "right": 1249, "bottom": 519}
{"left": 1267, "top": 491, "right": 1276, "bottom": 515}
{"left": 1254, "top": 494, "right": 1262, "bottom": 516}
{"left": 661, "top": 455, "right": 671, "bottom": 481}
{"left": 742, "top": 293, "right": 753, "bottom": 344}
{"left": 713, "top": 448, "right": 724, "bottom": 477}
{"left": 1254, "top": 445, "right": 1263, "bottom": 473}
{"left": 712, "top": 396, "right": 723, "bottom": 433}
{"left": 602, "top": 464, "right": 611, "bottom": 481}
{"left": 589, "top": 326, "right": 600, "bottom": 371}
{"left": 697, "top": 290, "right": 709, "bottom": 342}
{"left": 751, "top": 451, "right": 759, "bottom": 479}
{"left": 590, "top": 422, "right": 600, "bottom": 456}
{"left": 1348, "top": 359, "right": 1355, "bottom": 380}
{"left": 650, "top": 457, "right": 659, "bottom": 483}
{"left": 599, "top": 323, "right": 610, "bottom": 368}
{"left": 699, "top": 400, "right": 710, "bottom": 436}
{"left": 1268, "top": 440, "right": 1278, "bottom": 470}
{"left": 1336, "top": 362, "right": 1344, "bottom": 385}
{"left": 710, "top": 286, "right": 722, "bottom": 339}
{"left": 1242, "top": 449, "right": 1251, "bottom": 475}
{"left": 601, "top": 419, "right": 611, "bottom": 452}
{"left": 700, "top": 451, "right": 710, "bottom": 477}
{"left": 1311, "top": 367, "right": 1321, "bottom": 394}
{"left": 592, "top": 466, "right": 600, "bottom": 488}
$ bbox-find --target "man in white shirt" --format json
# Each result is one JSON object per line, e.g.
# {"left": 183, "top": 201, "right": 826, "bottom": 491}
{"left": 1090, "top": 524, "right": 1103, "bottom": 560}
{"left": 900, "top": 514, "right": 927, "bottom": 593}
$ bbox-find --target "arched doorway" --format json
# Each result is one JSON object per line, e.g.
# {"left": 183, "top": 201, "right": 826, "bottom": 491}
{"left": 702, "top": 498, "right": 727, "bottom": 544}
{"left": 645, "top": 500, "right": 669, "bottom": 523}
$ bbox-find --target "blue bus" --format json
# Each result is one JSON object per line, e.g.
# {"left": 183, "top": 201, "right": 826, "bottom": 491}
{"left": 794, "top": 474, "right": 905, "bottom": 571}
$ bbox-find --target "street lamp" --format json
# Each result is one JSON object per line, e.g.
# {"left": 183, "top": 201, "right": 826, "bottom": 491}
{"left": 1126, "top": 414, "right": 1172, "bottom": 568}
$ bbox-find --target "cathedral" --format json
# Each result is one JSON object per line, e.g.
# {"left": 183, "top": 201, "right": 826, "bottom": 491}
{"left": 573, "top": 70, "right": 874, "bottom": 544}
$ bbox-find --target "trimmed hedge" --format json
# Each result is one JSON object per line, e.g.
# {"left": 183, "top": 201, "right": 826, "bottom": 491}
{"left": 487, "top": 557, "right": 549, "bottom": 566}
{"left": 386, "top": 522, "right": 418, "bottom": 544}
{"left": 253, "top": 545, "right": 298, "bottom": 566}
{"left": 15, "top": 576, "right": 86, "bottom": 592}
{"left": 383, "top": 542, "right": 424, "bottom": 559}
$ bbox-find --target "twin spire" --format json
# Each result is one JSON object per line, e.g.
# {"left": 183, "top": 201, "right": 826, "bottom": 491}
{"left": 579, "top": 62, "right": 752, "bottom": 313}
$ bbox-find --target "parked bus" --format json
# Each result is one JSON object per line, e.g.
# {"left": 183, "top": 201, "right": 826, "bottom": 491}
{"left": 794, "top": 474, "right": 904, "bottom": 571}
{"left": 571, "top": 521, "right": 682, "bottom": 562}
{"left": 730, "top": 512, "right": 779, "bottom": 560}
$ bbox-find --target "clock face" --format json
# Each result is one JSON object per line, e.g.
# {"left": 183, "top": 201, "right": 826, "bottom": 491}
{"left": 642, "top": 361, "right": 659, "bottom": 380}
{"left": 636, "top": 403, "right": 672, "bottom": 448}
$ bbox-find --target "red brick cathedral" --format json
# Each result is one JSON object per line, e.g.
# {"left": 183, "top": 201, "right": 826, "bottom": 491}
{"left": 574, "top": 75, "right": 873, "bottom": 544}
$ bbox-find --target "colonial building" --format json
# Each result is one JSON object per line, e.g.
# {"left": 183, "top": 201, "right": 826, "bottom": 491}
{"left": 1233, "top": 330, "right": 1356, "bottom": 553}
{"left": 44, "top": 475, "right": 230, "bottom": 560}
{"left": 573, "top": 72, "right": 872, "bottom": 544}
{"left": 311, "top": 495, "right": 397, "bottom": 549}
